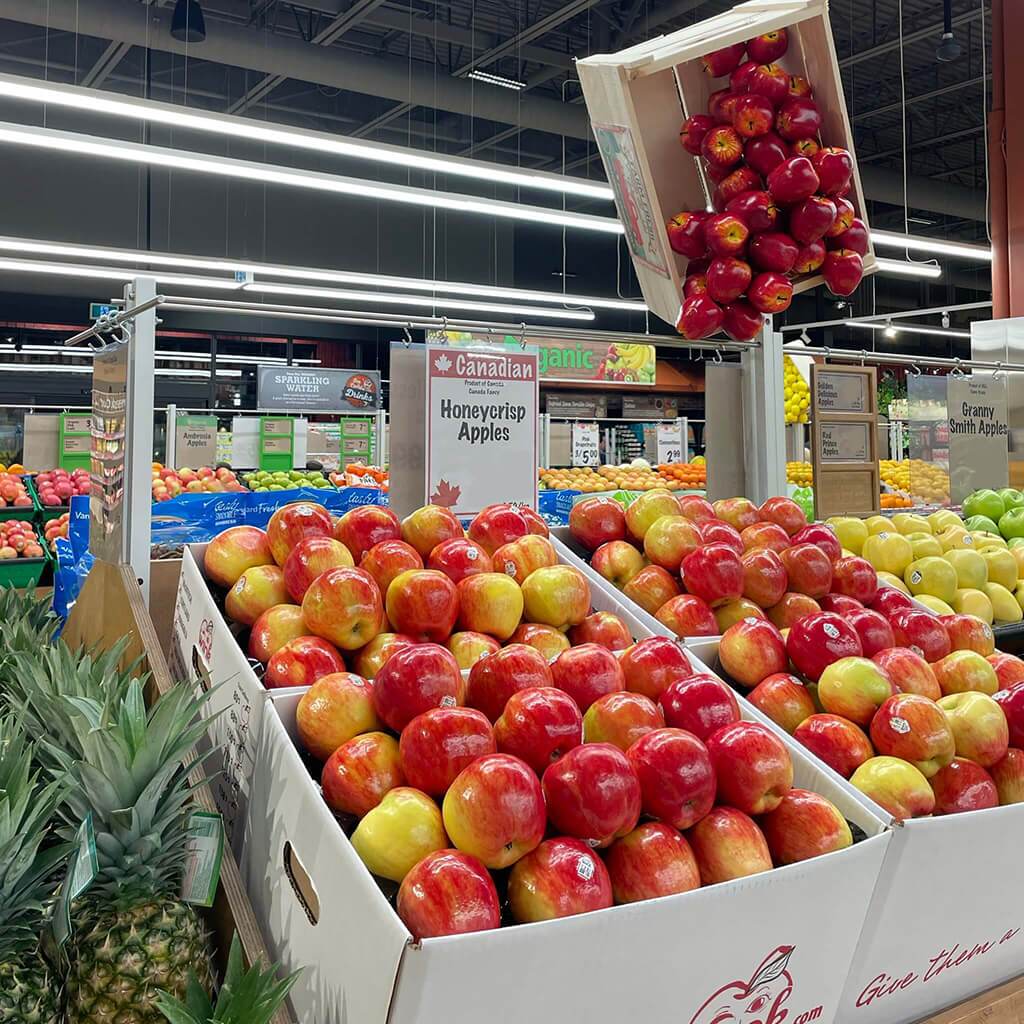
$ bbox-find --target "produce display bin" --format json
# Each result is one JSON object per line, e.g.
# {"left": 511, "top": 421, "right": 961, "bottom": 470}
{"left": 0, "top": 551, "right": 49, "bottom": 589}
{"left": 688, "top": 635, "right": 1024, "bottom": 1024}
{"left": 243, "top": 655, "right": 889, "bottom": 1024}
{"left": 0, "top": 473, "right": 41, "bottom": 522}
{"left": 576, "top": 0, "right": 876, "bottom": 328}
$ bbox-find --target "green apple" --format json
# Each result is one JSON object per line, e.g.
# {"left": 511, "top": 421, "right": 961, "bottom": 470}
{"left": 963, "top": 489, "right": 1006, "bottom": 522}
{"left": 964, "top": 515, "right": 1000, "bottom": 536}
{"left": 1000, "top": 508, "right": 1024, "bottom": 540}
{"left": 999, "top": 488, "right": 1024, "bottom": 512}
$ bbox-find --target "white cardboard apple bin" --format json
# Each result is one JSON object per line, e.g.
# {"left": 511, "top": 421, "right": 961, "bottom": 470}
{"left": 576, "top": 0, "right": 877, "bottom": 328}
{"left": 688, "top": 635, "right": 1024, "bottom": 1024}
{"left": 172, "top": 541, "right": 890, "bottom": 1024}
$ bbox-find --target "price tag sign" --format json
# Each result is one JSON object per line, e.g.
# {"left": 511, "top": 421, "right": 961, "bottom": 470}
{"left": 571, "top": 422, "right": 600, "bottom": 467}
{"left": 657, "top": 422, "right": 683, "bottom": 464}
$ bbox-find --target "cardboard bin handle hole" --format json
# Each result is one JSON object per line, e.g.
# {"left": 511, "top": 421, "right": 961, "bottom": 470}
{"left": 283, "top": 842, "right": 320, "bottom": 925}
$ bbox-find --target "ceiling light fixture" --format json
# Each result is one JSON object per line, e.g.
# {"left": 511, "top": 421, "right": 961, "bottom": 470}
{"left": 170, "top": 0, "right": 206, "bottom": 43}
{"left": 936, "top": 0, "right": 961, "bottom": 61}
{"left": 466, "top": 70, "right": 526, "bottom": 91}
{"left": 843, "top": 320, "right": 971, "bottom": 339}
{"left": 0, "top": 257, "right": 240, "bottom": 290}
{"left": 0, "top": 72, "right": 613, "bottom": 201}
{"left": 871, "top": 230, "right": 991, "bottom": 262}
{"left": 883, "top": 320, "right": 898, "bottom": 339}
{"left": 874, "top": 258, "right": 942, "bottom": 279}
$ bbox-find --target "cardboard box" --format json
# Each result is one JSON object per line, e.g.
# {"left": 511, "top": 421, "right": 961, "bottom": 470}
{"left": 245, "top": 662, "right": 889, "bottom": 1024}
{"left": 687, "top": 636, "right": 1024, "bottom": 1024}
{"left": 577, "top": 0, "right": 876, "bottom": 328}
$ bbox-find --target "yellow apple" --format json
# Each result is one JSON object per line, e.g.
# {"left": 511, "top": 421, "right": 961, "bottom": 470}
{"left": 904, "top": 556, "right": 957, "bottom": 603}
{"left": 877, "top": 571, "right": 910, "bottom": 595}
{"left": 865, "top": 515, "right": 893, "bottom": 536}
{"left": 827, "top": 516, "right": 869, "bottom": 555}
{"left": 944, "top": 549, "right": 988, "bottom": 590}
{"left": 980, "top": 547, "right": 1018, "bottom": 590}
{"left": 986, "top": 582, "right": 1023, "bottom": 623}
{"left": 952, "top": 588, "right": 994, "bottom": 624}
{"left": 351, "top": 787, "right": 447, "bottom": 882}
{"left": 929, "top": 509, "right": 963, "bottom": 533}
{"left": 915, "top": 595, "right": 955, "bottom": 616}
{"left": 891, "top": 513, "right": 932, "bottom": 536}
{"left": 862, "top": 531, "right": 913, "bottom": 575}
{"left": 906, "top": 532, "right": 943, "bottom": 560}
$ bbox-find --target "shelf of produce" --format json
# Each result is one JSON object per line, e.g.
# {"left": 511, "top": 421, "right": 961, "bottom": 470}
{"left": 0, "top": 473, "right": 41, "bottom": 522}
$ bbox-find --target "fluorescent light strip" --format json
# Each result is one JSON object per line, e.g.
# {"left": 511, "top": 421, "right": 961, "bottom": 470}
{"left": 871, "top": 230, "right": 992, "bottom": 262}
{"left": 874, "top": 258, "right": 942, "bottom": 279}
{"left": 0, "top": 257, "right": 240, "bottom": 290}
{"left": 0, "top": 237, "right": 647, "bottom": 312}
{"left": 0, "top": 73, "right": 614, "bottom": 202}
{"left": 241, "top": 282, "right": 595, "bottom": 321}
{"left": 0, "top": 344, "right": 320, "bottom": 365}
{"left": 0, "top": 362, "right": 241, "bottom": 378}
{"left": 0, "top": 122, "right": 623, "bottom": 236}
{"left": 843, "top": 320, "right": 971, "bottom": 339}
{"left": 466, "top": 70, "right": 526, "bottom": 90}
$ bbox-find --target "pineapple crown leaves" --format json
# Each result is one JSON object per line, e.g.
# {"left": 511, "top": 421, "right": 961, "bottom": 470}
{"left": 155, "top": 935, "right": 300, "bottom": 1024}
{"left": 60, "top": 681, "right": 217, "bottom": 901}
{"left": 0, "top": 583, "right": 60, "bottom": 652}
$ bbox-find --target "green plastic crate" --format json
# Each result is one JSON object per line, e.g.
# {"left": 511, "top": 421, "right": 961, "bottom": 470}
{"left": 26, "top": 475, "right": 71, "bottom": 523}
{"left": 0, "top": 553, "right": 48, "bottom": 589}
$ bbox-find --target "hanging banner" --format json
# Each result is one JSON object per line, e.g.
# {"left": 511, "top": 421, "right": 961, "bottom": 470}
{"left": 425, "top": 344, "right": 538, "bottom": 515}
{"left": 257, "top": 367, "right": 381, "bottom": 413}
{"left": 656, "top": 422, "right": 684, "bottom": 464}
{"left": 947, "top": 374, "right": 1009, "bottom": 503}
{"left": 907, "top": 375, "right": 951, "bottom": 506}
{"left": 571, "top": 422, "right": 600, "bottom": 467}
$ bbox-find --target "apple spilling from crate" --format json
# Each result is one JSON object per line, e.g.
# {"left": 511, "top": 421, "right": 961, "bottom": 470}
{"left": 201, "top": 499, "right": 855, "bottom": 939}
{"left": 33, "top": 468, "right": 89, "bottom": 507}
{"left": 151, "top": 464, "right": 246, "bottom": 501}
{"left": 669, "top": 28, "right": 865, "bottom": 341}
{"left": 0, "top": 520, "right": 44, "bottom": 559}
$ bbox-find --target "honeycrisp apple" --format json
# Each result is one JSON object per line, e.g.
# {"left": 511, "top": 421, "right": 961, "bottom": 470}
{"left": 401, "top": 504, "right": 464, "bottom": 558}
{"left": 938, "top": 691, "right": 1010, "bottom": 767}
{"left": 714, "top": 598, "right": 767, "bottom": 633}
{"left": 569, "top": 496, "right": 627, "bottom": 551}
{"left": 591, "top": 540, "right": 646, "bottom": 588}
{"left": 352, "top": 632, "right": 415, "bottom": 679}
{"left": 625, "top": 489, "right": 681, "bottom": 541}
{"left": 583, "top": 692, "right": 664, "bottom": 750}
{"left": 373, "top": 643, "right": 465, "bottom": 732}
{"left": 521, "top": 565, "right": 590, "bottom": 630}
{"left": 568, "top": 611, "right": 632, "bottom": 651}
{"left": 494, "top": 687, "right": 582, "bottom": 775}
{"left": 740, "top": 548, "right": 788, "bottom": 608}
{"left": 873, "top": 647, "right": 941, "bottom": 700}
{"left": 706, "top": 721, "right": 793, "bottom": 814}
{"left": 929, "top": 758, "right": 998, "bottom": 815}
{"left": 398, "top": 707, "right": 496, "bottom": 796}
{"left": 303, "top": 566, "right": 385, "bottom": 651}
{"left": 759, "top": 789, "right": 853, "bottom": 864}
{"left": 446, "top": 631, "right": 500, "bottom": 670}
{"left": 659, "top": 673, "right": 740, "bottom": 740}
{"left": 386, "top": 569, "right": 459, "bottom": 643}
{"left": 282, "top": 537, "right": 354, "bottom": 602}
{"left": 990, "top": 654, "right": 1024, "bottom": 690}
{"left": 265, "top": 636, "right": 346, "bottom": 689}
{"left": 870, "top": 693, "right": 955, "bottom": 777}
{"left": 204, "top": 525, "right": 274, "bottom": 588}
{"left": 794, "top": 714, "right": 874, "bottom": 778}
{"left": 644, "top": 515, "right": 702, "bottom": 571}
{"left": 656, "top": 594, "right": 719, "bottom": 638}
{"left": 321, "top": 731, "right": 405, "bottom": 817}
{"left": 768, "top": 592, "right": 821, "bottom": 629}
{"left": 456, "top": 572, "right": 524, "bottom": 641}
{"left": 818, "top": 656, "right": 896, "bottom": 726}
{"left": 747, "top": 673, "right": 815, "bottom": 733}
{"left": 625, "top": 565, "right": 682, "bottom": 615}
{"left": 990, "top": 748, "right": 1024, "bottom": 804}
{"left": 740, "top": 521, "right": 791, "bottom": 553}
{"left": 427, "top": 537, "right": 493, "bottom": 584}
{"left": 508, "top": 622, "right": 570, "bottom": 661}
{"left": 248, "top": 604, "right": 307, "bottom": 663}
{"left": 719, "top": 618, "right": 787, "bottom": 688}
{"left": 850, "top": 756, "right": 935, "bottom": 820}
{"left": 688, "top": 806, "right": 772, "bottom": 885}
{"left": 933, "top": 649, "right": 999, "bottom": 696}
{"left": 627, "top": 727, "right": 716, "bottom": 830}
{"left": 605, "top": 822, "right": 700, "bottom": 903}
{"left": 618, "top": 636, "right": 693, "bottom": 701}
{"left": 467, "top": 503, "right": 531, "bottom": 555}
{"left": 296, "top": 673, "right": 380, "bottom": 760}
{"left": 466, "top": 643, "right": 553, "bottom": 723}
{"left": 551, "top": 643, "right": 626, "bottom": 712}
{"left": 507, "top": 838, "right": 613, "bottom": 924}
{"left": 334, "top": 505, "right": 401, "bottom": 562}
{"left": 351, "top": 787, "right": 447, "bottom": 883}
{"left": 225, "top": 565, "right": 290, "bottom": 627}
{"left": 994, "top": 683, "right": 1024, "bottom": 746}
{"left": 682, "top": 543, "right": 744, "bottom": 606}
{"left": 266, "top": 502, "right": 335, "bottom": 566}
{"left": 492, "top": 535, "right": 557, "bottom": 585}
{"left": 360, "top": 540, "right": 423, "bottom": 596}
{"left": 396, "top": 849, "right": 501, "bottom": 941}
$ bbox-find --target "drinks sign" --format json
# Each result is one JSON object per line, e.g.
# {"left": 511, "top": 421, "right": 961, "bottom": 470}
{"left": 425, "top": 344, "right": 538, "bottom": 515}
{"left": 257, "top": 367, "right": 381, "bottom": 413}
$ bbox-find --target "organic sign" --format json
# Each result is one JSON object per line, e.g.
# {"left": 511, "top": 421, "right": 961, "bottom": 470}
{"left": 425, "top": 344, "right": 538, "bottom": 515}
{"left": 947, "top": 374, "right": 1009, "bottom": 503}
{"left": 257, "top": 366, "right": 381, "bottom": 413}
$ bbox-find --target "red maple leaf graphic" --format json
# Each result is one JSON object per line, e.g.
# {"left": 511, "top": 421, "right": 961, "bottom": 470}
{"left": 430, "top": 478, "right": 461, "bottom": 507}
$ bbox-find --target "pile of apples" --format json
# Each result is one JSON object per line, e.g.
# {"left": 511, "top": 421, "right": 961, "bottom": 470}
{"left": 670, "top": 29, "right": 866, "bottom": 341}
{"left": 715, "top": 581, "right": 1024, "bottom": 822}
{"left": 202, "top": 499, "right": 854, "bottom": 938}
{"left": 0, "top": 471, "right": 34, "bottom": 509}
{"left": 0, "top": 520, "right": 44, "bottom": 559}
{"left": 152, "top": 464, "right": 246, "bottom": 502}
{"left": 44, "top": 512, "right": 71, "bottom": 553}
{"left": 569, "top": 488, "right": 835, "bottom": 637}
{"left": 34, "top": 468, "right": 90, "bottom": 507}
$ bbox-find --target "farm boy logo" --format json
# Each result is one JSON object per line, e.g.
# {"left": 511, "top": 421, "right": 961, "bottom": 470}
{"left": 690, "top": 945, "right": 822, "bottom": 1024}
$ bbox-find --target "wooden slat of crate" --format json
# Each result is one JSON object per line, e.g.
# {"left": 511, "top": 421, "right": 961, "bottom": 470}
{"left": 919, "top": 972, "right": 1024, "bottom": 1023}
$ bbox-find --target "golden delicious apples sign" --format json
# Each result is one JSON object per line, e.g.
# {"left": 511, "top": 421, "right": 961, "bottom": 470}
{"left": 425, "top": 344, "right": 538, "bottom": 516}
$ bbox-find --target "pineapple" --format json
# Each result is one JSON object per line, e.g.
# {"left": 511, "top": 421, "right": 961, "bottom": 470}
{"left": 0, "top": 582, "right": 59, "bottom": 662}
{"left": 0, "top": 713, "right": 68, "bottom": 1024}
{"left": 155, "top": 935, "right": 299, "bottom": 1024}
{"left": 62, "top": 680, "right": 217, "bottom": 1023}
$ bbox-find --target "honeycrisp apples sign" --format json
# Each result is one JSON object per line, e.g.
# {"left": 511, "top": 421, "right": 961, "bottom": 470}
{"left": 425, "top": 343, "right": 538, "bottom": 516}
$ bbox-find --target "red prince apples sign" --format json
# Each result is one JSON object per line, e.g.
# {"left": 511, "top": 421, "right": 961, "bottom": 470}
{"left": 425, "top": 344, "right": 539, "bottom": 517}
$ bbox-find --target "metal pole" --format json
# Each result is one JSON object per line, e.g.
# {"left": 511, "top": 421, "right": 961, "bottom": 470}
{"left": 784, "top": 346, "right": 1024, "bottom": 372}
{"left": 741, "top": 321, "right": 787, "bottom": 503}
{"left": 779, "top": 301, "right": 993, "bottom": 333}
{"left": 65, "top": 293, "right": 164, "bottom": 347}
{"left": 165, "top": 403, "right": 177, "bottom": 467}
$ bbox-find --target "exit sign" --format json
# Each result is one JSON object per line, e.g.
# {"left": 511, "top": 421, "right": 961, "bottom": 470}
{"left": 89, "top": 303, "right": 116, "bottom": 319}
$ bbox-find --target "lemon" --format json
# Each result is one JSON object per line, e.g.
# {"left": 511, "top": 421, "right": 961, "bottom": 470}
{"left": 952, "top": 588, "right": 994, "bottom": 624}
{"left": 827, "top": 516, "right": 869, "bottom": 555}
{"left": 943, "top": 549, "right": 988, "bottom": 590}
{"left": 980, "top": 547, "right": 1018, "bottom": 590}
{"left": 862, "top": 532, "right": 914, "bottom": 576}
{"left": 891, "top": 513, "right": 932, "bottom": 536}
{"left": 906, "top": 532, "right": 943, "bottom": 559}
{"left": 865, "top": 515, "right": 892, "bottom": 536}
{"left": 985, "top": 581, "right": 1023, "bottom": 623}
{"left": 916, "top": 595, "right": 955, "bottom": 616}
{"left": 929, "top": 509, "right": 963, "bottom": 533}
{"left": 904, "top": 556, "right": 958, "bottom": 604}
{"left": 877, "top": 571, "right": 911, "bottom": 595}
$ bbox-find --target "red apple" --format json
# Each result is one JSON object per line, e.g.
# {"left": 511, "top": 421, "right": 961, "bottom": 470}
{"left": 748, "top": 271, "right": 793, "bottom": 313}
{"left": 701, "top": 126, "right": 744, "bottom": 169}
{"left": 667, "top": 211, "right": 710, "bottom": 258}
{"left": 708, "top": 88, "right": 739, "bottom": 125}
{"left": 427, "top": 537, "right": 493, "bottom": 584}
{"left": 684, "top": 272, "right": 709, "bottom": 298}
{"left": 930, "top": 757, "right": 999, "bottom": 815}
{"left": 718, "top": 166, "right": 762, "bottom": 204}
{"left": 623, "top": 565, "right": 682, "bottom": 615}
{"left": 507, "top": 838, "right": 612, "bottom": 923}
{"left": 819, "top": 594, "right": 862, "bottom": 615}
{"left": 703, "top": 212, "right": 749, "bottom": 256}
{"left": 385, "top": 568, "right": 459, "bottom": 643}
{"left": 722, "top": 300, "right": 763, "bottom": 342}
{"left": 789, "top": 73, "right": 812, "bottom": 97}
{"left": 788, "top": 195, "right": 838, "bottom": 246}
{"left": 204, "top": 525, "right": 273, "bottom": 588}
{"left": 793, "top": 713, "right": 873, "bottom": 778}
{"left": 938, "top": 691, "right": 1009, "bottom": 767}
{"left": 224, "top": 564, "right": 291, "bottom": 627}
{"left": 787, "top": 611, "right": 863, "bottom": 681}
{"left": 676, "top": 294, "right": 724, "bottom": 340}
{"left": 442, "top": 753, "right": 546, "bottom": 869}
{"left": 748, "top": 673, "right": 816, "bottom": 733}
{"left": 680, "top": 113, "right": 715, "bottom": 155}
{"left": 991, "top": 747, "right": 1024, "bottom": 804}
{"left": 780, "top": 543, "right": 833, "bottom": 598}
{"left": 569, "top": 496, "right": 626, "bottom": 552}
{"left": 688, "top": 806, "right": 772, "bottom": 884}
{"left": 733, "top": 93, "right": 774, "bottom": 137}
{"left": 360, "top": 539, "right": 424, "bottom": 596}
{"left": 990, "top": 653, "right": 1024, "bottom": 690}
{"left": 699, "top": 519, "right": 744, "bottom": 553}
{"left": 466, "top": 643, "right": 553, "bottom": 723}
{"left": 726, "top": 189, "right": 779, "bottom": 232}
{"left": 730, "top": 59, "right": 759, "bottom": 93}
{"left": 373, "top": 642, "right": 465, "bottom": 732}
{"left": 793, "top": 239, "right": 827, "bottom": 274}
{"left": 297, "top": 672, "right": 380, "bottom": 760}
{"left": 321, "top": 731, "right": 404, "bottom": 816}
{"left": 659, "top": 673, "right": 740, "bottom": 740}
{"left": 605, "top": 822, "right": 700, "bottom": 903}
{"left": 994, "top": 683, "right": 1024, "bottom": 747}
{"left": 741, "top": 548, "right": 788, "bottom": 608}
{"left": 767, "top": 155, "right": 819, "bottom": 205}
{"left": 701, "top": 42, "right": 747, "bottom": 77}
{"left": 713, "top": 498, "right": 762, "bottom": 530}
{"left": 845, "top": 607, "right": 896, "bottom": 658}
{"left": 399, "top": 707, "right": 496, "bottom": 796}
{"left": 941, "top": 614, "right": 995, "bottom": 657}
{"left": 494, "top": 687, "right": 582, "bottom": 775}
{"left": 775, "top": 96, "right": 821, "bottom": 140}
{"left": 266, "top": 502, "right": 334, "bottom": 567}
{"left": 681, "top": 543, "right": 744, "bottom": 607}
{"left": 822, "top": 248, "right": 864, "bottom": 296}
{"left": 401, "top": 504, "right": 464, "bottom": 559}
{"left": 282, "top": 536, "right": 354, "bottom": 602}
{"left": 583, "top": 691, "right": 664, "bottom": 750}
{"left": 456, "top": 572, "right": 523, "bottom": 641}
{"left": 791, "top": 522, "right": 843, "bottom": 562}
{"left": 591, "top": 539, "right": 646, "bottom": 588}
{"left": 352, "top": 632, "right": 416, "bottom": 679}
{"left": 741, "top": 521, "right": 791, "bottom": 553}
{"left": 706, "top": 257, "right": 753, "bottom": 303}
{"left": 870, "top": 692, "right": 955, "bottom": 776}
{"left": 396, "top": 849, "right": 501, "bottom": 940}
{"left": 568, "top": 611, "right": 632, "bottom": 651}
{"left": 248, "top": 604, "right": 307, "bottom": 662}
{"left": 654, "top": 595, "right": 717, "bottom": 638}
{"left": 301, "top": 565, "right": 385, "bottom": 650}
{"left": 706, "top": 720, "right": 793, "bottom": 813}
{"left": 749, "top": 231, "right": 799, "bottom": 273}
{"left": 890, "top": 609, "right": 952, "bottom": 663}
{"left": 832, "top": 555, "right": 879, "bottom": 604}
{"left": 873, "top": 646, "right": 941, "bottom": 700}
{"left": 719, "top": 618, "right": 787, "bottom": 688}
{"left": 626, "top": 727, "right": 716, "bottom": 829}
{"left": 643, "top": 514, "right": 702, "bottom": 571}
{"left": 812, "top": 146, "right": 854, "bottom": 195}
{"left": 543, "top": 742, "right": 641, "bottom": 846}
{"left": 677, "top": 493, "right": 716, "bottom": 523}
{"left": 619, "top": 636, "right": 692, "bottom": 701}
{"left": 760, "top": 789, "right": 853, "bottom": 864}
{"left": 746, "top": 28, "right": 787, "bottom": 63}
{"left": 447, "top": 631, "right": 501, "bottom": 670}
{"left": 831, "top": 217, "right": 869, "bottom": 255}
{"left": 748, "top": 63, "right": 789, "bottom": 105}
{"left": 768, "top": 593, "right": 822, "bottom": 630}
{"left": 265, "top": 634, "right": 346, "bottom": 689}
{"left": 759, "top": 495, "right": 807, "bottom": 536}
{"left": 871, "top": 586, "right": 916, "bottom": 617}
{"left": 334, "top": 505, "right": 401, "bottom": 562}
{"left": 745, "top": 131, "right": 789, "bottom": 175}
{"left": 551, "top": 643, "right": 626, "bottom": 712}
{"left": 508, "top": 622, "right": 571, "bottom": 661}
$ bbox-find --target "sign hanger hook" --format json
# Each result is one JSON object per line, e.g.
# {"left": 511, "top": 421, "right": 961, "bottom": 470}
{"left": 402, "top": 326, "right": 412, "bottom": 348}
{"left": 712, "top": 348, "right": 723, "bottom": 364}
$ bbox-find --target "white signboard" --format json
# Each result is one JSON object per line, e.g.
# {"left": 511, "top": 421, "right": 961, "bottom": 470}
{"left": 657, "top": 421, "right": 684, "bottom": 464}
{"left": 948, "top": 374, "right": 1009, "bottom": 503}
{"left": 571, "top": 422, "right": 600, "bottom": 467}
{"left": 425, "top": 344, "right": 538, "bottom": 515}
